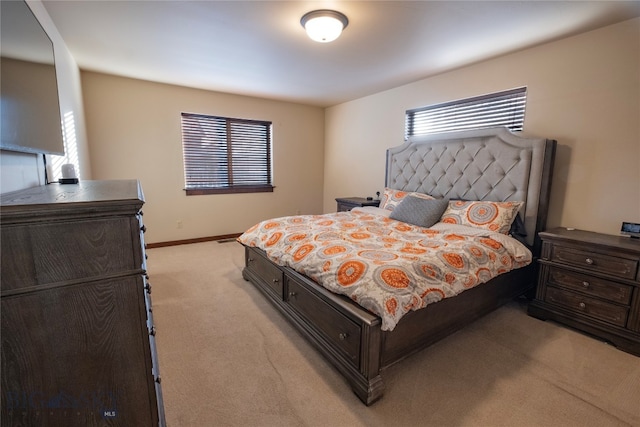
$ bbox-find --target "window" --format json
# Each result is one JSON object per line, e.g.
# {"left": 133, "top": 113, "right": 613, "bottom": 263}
{"left": 405, "top": 87, "right": 527, "bottom": 139}
{"left": 181, "top": 112, "right": 273, "bottom": 195}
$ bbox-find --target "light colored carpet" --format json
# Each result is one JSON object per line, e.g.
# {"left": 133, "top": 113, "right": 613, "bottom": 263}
{"left": 147, "top": 241, "right": 640, "bottom": 427}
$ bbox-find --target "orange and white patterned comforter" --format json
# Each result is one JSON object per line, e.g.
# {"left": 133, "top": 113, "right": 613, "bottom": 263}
{"left": 237, "top": 209, "right": 531, "bottom": 331}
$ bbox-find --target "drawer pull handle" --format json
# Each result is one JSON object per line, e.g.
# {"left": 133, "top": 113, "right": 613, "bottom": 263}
{"left": 272, "top": 278, "right": 279, "bottom": 283}
{"left": 339, "top": 333, "right": 348, "bottom": 341}
{"left": 579, "top": 302, "right": 586, "bottom": 309}
{"left": 585, "top": 258, "right": 594, "bottom": 265}
{"left": 582, "top": 281, "right": 590, "bottom": 288}
{"left": 288, "top": 291, "right": 297, "bottom": 298}
{"left": 248, "top": 258, "right": 254, "bottom": 262}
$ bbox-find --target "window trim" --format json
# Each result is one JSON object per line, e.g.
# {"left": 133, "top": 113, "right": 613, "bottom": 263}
{"left": 181, "top": 112, "right": 274, "bottom": 196}
{"left": 185, "top": 185, "right": 273, "bottom": 196}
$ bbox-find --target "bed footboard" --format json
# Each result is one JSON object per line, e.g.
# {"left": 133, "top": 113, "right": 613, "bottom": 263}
{"left": 242, "top": 245, "right": 385, "bottom": 405}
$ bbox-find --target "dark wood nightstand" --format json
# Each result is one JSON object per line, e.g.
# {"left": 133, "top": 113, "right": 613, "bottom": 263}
{"left": 528, "top": 227, "right": 640, "bottom": 356}
{"left": 335, "top": 197, "right": 381, "bottom": 212}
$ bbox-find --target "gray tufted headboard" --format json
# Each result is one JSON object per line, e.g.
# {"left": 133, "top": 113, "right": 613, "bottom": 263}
{"left": 385, "top": 127, "right": 556, "bottom": 253}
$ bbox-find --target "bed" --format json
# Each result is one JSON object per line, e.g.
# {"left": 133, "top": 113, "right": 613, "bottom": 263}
{"left": 238, "top": 127, "right": 556, "bottom": 405}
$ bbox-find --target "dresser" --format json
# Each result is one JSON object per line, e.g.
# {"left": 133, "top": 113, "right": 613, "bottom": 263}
{"left": 1, "top": 180, "right": 165, "bottom": 426}
{"left": 335, "top": 197, "right": 380, "bottom": 212}
{"left": 528, "top": 227, "right": 640, "bottom": 356}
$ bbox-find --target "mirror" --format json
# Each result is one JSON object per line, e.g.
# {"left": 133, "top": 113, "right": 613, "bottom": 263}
{"left": 1, "top": 0, "right": 65, "bottom": 155}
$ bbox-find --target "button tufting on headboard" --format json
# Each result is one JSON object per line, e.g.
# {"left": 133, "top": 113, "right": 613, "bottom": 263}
{"left": 385, "top": 127, "right": 556, "bottom": 252}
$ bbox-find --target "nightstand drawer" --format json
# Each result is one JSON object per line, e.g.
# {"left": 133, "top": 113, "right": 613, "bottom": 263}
{"left": 545, "top": 286, "right": 628, "bottom": 327}
{"left": 550, "top": 245, "right": 637, "bottom": 280}
{"left": 335, "top": 197, "right": 380, "bottom": 212}
{"left": 337, "top": 202, "right": 355, "bottom": 212}
{"left": 547, "top": 267, "right": 633, "bottom": 305}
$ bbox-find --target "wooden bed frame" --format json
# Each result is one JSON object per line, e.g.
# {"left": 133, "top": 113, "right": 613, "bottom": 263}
{"left": 241, "top": 128, "right": 556, "bottom": 405}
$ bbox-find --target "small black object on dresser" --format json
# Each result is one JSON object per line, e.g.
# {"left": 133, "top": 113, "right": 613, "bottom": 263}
{"left": 528, "top": 227, "right": 640, "bottom": 356}
{"left": 335, "top": 197, "right": 381, "bottom": 212}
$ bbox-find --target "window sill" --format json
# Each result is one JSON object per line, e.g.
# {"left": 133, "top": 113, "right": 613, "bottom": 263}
{"left": 185, "top": 185, "right": 274, "bottom": 196}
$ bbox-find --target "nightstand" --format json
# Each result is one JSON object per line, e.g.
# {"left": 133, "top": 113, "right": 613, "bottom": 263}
{"left": 335, "top": 197, "right": 381, "bottom": 212}
{"left": 528, "top": 227, "right": 640, "bottom": 356}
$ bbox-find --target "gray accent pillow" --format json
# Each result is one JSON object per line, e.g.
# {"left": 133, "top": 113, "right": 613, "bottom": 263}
{"left": 389, "top": 196, "right": 449, "bottom": 228}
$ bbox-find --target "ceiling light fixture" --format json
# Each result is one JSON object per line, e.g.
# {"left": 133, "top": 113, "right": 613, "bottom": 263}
{"left": 300, "top": 9, "right": 349, "bottom": 43}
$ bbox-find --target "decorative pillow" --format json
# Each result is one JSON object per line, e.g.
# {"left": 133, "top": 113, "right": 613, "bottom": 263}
{"left": 390, "top": 196, "right": 449, "bottom": 228}
{"left": 440, "top": 200, "right": 524, "bottom": 234}
{"left": 380, "top": 187, "right": 434, "bottom": 211}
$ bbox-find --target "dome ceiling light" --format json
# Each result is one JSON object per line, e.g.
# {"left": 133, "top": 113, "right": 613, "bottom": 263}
{"left": 300, "top": 9, "right": 349, "bottom": 43}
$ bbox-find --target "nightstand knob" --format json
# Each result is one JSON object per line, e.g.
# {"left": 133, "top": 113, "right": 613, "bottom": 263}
{"left": 272, "top": 278, "right": 279, "bottom": 283}
{"left": 579, "top": 302, "right": 586, "bottom": 309}
{"left": 585, "top": 258, "right": 594, "bottom": 265}
{"left": 582, "top": 281, "right": 590, "bottom": 288}
{"left": 288, "top": 291, "right": 297, "bottom": 298}
{"left": 339, "top": 333, "right": 348, "bottom": 340}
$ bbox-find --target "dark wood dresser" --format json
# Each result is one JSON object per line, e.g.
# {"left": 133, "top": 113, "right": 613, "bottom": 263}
{"left": 335, "top": 197, "right": 380, "bottom": 212}
{"left": 528, "top": 227, "right": 640, "bottom": 356}
{"left": 1, "top": 180, "right": 165, "bottom": 426}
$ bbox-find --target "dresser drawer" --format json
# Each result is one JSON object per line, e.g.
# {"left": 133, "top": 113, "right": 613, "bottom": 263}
{"left": 245, "top": 248, "right": 284, "bottom": 297}
{"left": 545, "top": 286, "right": 628, "bottom": 327}
{"left": 547, "top": 267, "right": 633, "bottom": 305}
{"left": 286, "top": 276, "right": 361, "bottom": 366}
{"left": 550, "top": 245, "right": 637, "bottom": 280}
{"left": 1, "top": 217, "right": 138, "bottom": 292}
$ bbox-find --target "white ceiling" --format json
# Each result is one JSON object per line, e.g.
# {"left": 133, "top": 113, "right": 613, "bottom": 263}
{"left": 42, "top": 1, "right": 640, "bottom": 107}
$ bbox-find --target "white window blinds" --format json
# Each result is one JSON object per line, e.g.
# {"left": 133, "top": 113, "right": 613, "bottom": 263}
{"left": 181, "top": 113, "right": 273, "bottom": 195}
{"left": 405, "top": 87, "right": 527, "bottom": 138}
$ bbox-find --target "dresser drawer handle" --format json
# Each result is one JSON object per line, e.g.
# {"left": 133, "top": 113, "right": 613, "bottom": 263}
{"left": 339, "top": 333, "right": 348, "bottom": 341}
{"left": 248, "top": 257, "right": 254, "bottom": 262}
{"left": 582, "top": 281, "right": 590, "bottom": 288}
{"left": 578, "top": 302, "right": 586, "bottom": 309}
{"left": 585, "top": 258, "right": 594, "bottom": 265}
{"left": 288, "top": 291, "right": 297, "bottom": 298}
{"left": 272, "top": 278, "right": 279, "bottom": 283}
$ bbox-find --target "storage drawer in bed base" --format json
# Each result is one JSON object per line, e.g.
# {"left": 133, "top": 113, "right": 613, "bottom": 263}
{"left": 241, "top": 245, "right": 384, "bottom": 405}
{"left": 241, "top": 245, "right": 537, "bottom": 405}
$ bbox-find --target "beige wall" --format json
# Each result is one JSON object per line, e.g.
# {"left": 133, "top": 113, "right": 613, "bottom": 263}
{"left": 0, "top": 0, "right": 90, "bottom": 193}
{"left": 324, "top": 18, "right": 640, "bottom": 236}
{"left": 81, "top": 72, "right": 325, "bottom": 244}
